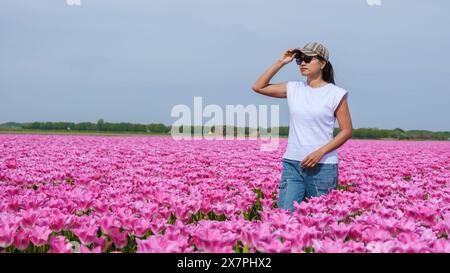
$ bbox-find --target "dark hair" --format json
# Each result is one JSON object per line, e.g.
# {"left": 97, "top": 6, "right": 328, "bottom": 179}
{"left": 318, "top": 56, "right": 335, "bottom": 84}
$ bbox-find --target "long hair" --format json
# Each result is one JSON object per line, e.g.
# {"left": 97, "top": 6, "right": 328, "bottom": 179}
{"left": 320, "top": 57, "right": 335, "bottom": 84}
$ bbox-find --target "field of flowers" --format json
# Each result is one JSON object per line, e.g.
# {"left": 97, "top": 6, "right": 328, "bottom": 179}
{"left": 0, "top": 134, "right": 449, "bottom": 253}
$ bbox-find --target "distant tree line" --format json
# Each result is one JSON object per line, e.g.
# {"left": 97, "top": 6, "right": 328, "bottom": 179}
{"left": 14, "top": 119, "right": 171, "bottom": 133}
{"left": 0, "top": 120, "right": 449, "bottom": 140}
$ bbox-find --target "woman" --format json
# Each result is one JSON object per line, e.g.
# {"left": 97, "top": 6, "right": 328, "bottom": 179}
{"left": 251, "top": 42, "right": 353, "bottom": 212}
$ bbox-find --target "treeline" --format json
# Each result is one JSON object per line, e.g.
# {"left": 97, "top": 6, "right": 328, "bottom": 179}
{"left": 18, "top": 119, "right": 170, "bottom": 133}
{"left": 349, "top": 127, "right": 450, "bottom": 140}
{"left": 0, "top": 120, "right": 449, "bottom": 140}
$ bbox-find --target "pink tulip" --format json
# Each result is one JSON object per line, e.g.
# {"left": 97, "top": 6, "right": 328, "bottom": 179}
{"left": 432, "top": 239, "right": 450, "bottom": 253}
{"left": 328, "top": 223, "right": 351, "bottom": 240}
{"left": 99, "top": 215, "right": 120, "bottom": 236}
{"left": 109, "top": 227, "right": 128, "bottom": 249}
{"left": 132, "top": 218, "right": 150, "bottom": 237}
{"left": 73, "top": 225, "right": 98, "bottom": 245}
{"left": 49, "top": 215, "right": 67, "bottom": 232}
{"left": 256, "top": 239, "right": 292, "bottom": 253}
{"left": 271, "top": 212, "right": 290, "bottom": 230}
{"left": 366, "top": 240, "right": 396, "bottom": 253}
{"left": 93, "top": 236, "right": 108, "bottom": 251}
{"left": 312, "top": 239, "right": 350, "bottom": 253}
{"left": 20, "top": 210, "right": 38, "bottom": 229}
{"left": 13, "top": 229, "right": 30, "bottom": 250}
{"left": 29, "top": 226, "right": 52, "bottom": 246}
{"left": 0, "top": 223, "right": 15, "bottom": 248}
{"left": 48, "top": 236, "right": 72, "bottom": 253}
{"left": 5, "top": 158, "right": 17, "bottom": 169}
{"left": 360, "top": 228, "right": 392, "bottom": 243}
{"left": 136, "top": 236, "right": 182, "bottom": 253}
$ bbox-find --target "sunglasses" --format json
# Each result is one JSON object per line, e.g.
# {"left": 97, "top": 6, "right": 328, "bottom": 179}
{"left": 295, "top": 53, "right": 320, "bottom": 65}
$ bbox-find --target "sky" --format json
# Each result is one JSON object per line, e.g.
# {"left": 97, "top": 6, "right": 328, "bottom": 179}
{"left": 0, "top": 0, "right": 449, "bottom": 131}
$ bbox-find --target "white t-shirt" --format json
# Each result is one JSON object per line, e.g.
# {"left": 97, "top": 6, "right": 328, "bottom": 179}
{"left": 282, "top": 81, "right": 348, "bottom": 163}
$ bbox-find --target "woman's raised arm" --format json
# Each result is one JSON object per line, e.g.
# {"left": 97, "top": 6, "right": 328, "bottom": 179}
{"left": 251, "top": 48, "right": 297, "bottom": 98}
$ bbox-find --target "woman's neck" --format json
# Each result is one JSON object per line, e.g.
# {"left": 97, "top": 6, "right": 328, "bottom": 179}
{"left": 307, "top": 75, "right": 327, "bottom": 88}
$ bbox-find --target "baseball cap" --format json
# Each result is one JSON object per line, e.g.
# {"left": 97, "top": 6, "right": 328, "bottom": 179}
{"left": 295, "top": 42, "right": 329, "bottom": 62}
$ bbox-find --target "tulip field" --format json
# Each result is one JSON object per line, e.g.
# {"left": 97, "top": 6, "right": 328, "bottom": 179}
{"left": 0, "top": 134, "right": 449, "bottom": 253}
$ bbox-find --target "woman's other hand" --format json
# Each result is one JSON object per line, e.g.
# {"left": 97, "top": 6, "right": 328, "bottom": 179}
{"left": 301, "top": 149, "right": 325, "bottom": 168}
{"left": 279, "top": 48, "right": 298, "bottom": 64}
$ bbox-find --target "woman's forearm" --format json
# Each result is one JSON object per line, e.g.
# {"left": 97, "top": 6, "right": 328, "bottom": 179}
{"left": 318, "top": 129, "right": 352, "bottom": 156}
{"left": 251, "top": 59, "right": 285, "bottom": 90}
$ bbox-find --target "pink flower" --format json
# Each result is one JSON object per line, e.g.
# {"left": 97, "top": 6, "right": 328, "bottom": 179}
{"left": 7, "top": 198, "right": 20, "bottom": 212}
{"left": 208, "top": 231, "right": 237, "bottom": 252}
{"left": 164, "top": 220, "right": 186, "bottom": 241}
{"left": 92, "top": 236, "right": 108, "bottom": 251}
{"left": 132, "top": 218, "right": 150, "bottom": 237}
{"left": 49, "top": 215, "right": 67, "bottom": 232}
{"left": 5, "top": 158, "right": 17, "bottom": 169}
{"left": 256, "top": 239, "right": 292, "bottom": 253}
{"left": 296, "top": 215, "right": 316, "bottom": 227}
{"left": 396, "top": 232, "right": 421, "bottom": 245}
{"left": 417, "top": 207, "right": 437, "bottom": 225}
{"left": 173, "top": 205, "right": 191, "bottom": 222}
{"left": 48, "top": 236, "right": 72, "bottom": 253}
{"left": 434, "top": 216, "right": 450, "bottom": 234}
{"left": 0, "top": 223, "right": 15, "bottom": 248}
{"left": 93, "top": 201, "right": 109, "bottom": 213}
{"left": 328, "top": 223, "right": 351, "bottom": 240}
{"left": 29, "top": 226, "right": 52, "bottom": 246}
{"left": 392, "top": 241, "right": 430, "bottom": 253}
{"left": 99, "top": 215, "right": 120, "bottom": 236}
{"left": 192, "top": 227, "right": 225, "bottom": 252}
{"left": 312, "top": 239, "right": 350, "bottom": 253}
{"left": 20, "top": 210, "right": 38, "bottom": 229}
{"left": 109, "top": 227, "right": 128, "bottom": 249}
{"left": 246, "top": 223, "right": 274, "bottom": 248}
{"left": 73, "top": 225, "right": 98, "bottom": 246}
{"left": 357, "top": 196, "right": 376, "bottom": 209}
{"left": 136, "top": 236, "right": 183, "bottom": 253}
{"left": 345, "top": 240, "right": 366, "bottom": 253}
{"left": 360, "top": 228, "right": 392, "bottom": 243}
{"left": 280, "top": 225, "right": 318, "bottom": 248}
{"left": 75, "top": 175, "right": 91, "bottom": 186}
{"left": 271, "top": 212, "right": 290, "bottom": 230}
{"left": 149, "top": 217, "right": 166, "bottom": 234}
{"left": 260, "top": 198, "right": 274, "bottom": 210}
{"left": 13, "top": 229, "right": 30, "bottom": 250}
{"left": 366, "top": 240, "right": 397, "bottom": 253}
{"left": 432, "top": 239, "right": 450, "bottom": 253}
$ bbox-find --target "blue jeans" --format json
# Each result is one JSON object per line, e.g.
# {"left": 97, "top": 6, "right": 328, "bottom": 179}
{"left": 278, "top": 158, "right": 339, "bottom": 212}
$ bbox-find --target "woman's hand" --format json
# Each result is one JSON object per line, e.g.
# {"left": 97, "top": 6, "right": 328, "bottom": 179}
{"left": 300, "top": 149, "right": 326, "bottom": 168}
{"left": 278, "top": 48, "right": 298, "bottom": 64}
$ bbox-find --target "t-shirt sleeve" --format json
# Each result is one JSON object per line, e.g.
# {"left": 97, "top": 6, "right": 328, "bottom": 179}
{"left": 286, "top": 81, "right": 303, "bottom": 104}
{"left": 332, "top": 88, "right": 348, "bottom": 113}
{"left": 286, "top": 81, "right": 296, "bottom": 101}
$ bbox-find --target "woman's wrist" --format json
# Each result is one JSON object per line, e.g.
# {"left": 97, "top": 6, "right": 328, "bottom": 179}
{"left": 276, "top": 59, "right": 286, "bottom": 65}
{"left": 318, "top": 147, "right": 327, "bottom": 156}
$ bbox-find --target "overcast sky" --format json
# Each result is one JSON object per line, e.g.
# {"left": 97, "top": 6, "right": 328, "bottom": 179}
{"left": 1, "top": 0, "right": 449, "bottom": 131}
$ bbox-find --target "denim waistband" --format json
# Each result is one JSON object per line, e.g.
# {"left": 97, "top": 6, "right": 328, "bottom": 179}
{"left": 282, "top": 157, "right": 337, "bottom": 165}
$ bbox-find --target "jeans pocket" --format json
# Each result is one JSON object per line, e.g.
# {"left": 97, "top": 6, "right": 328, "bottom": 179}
{"left": 312, "top": 165, "right": 338, "bottom": 195}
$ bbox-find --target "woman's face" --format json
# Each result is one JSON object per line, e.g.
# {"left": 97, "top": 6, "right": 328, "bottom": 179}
{"left": 299, "top": 56, "right": 326, "bottom": 77}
